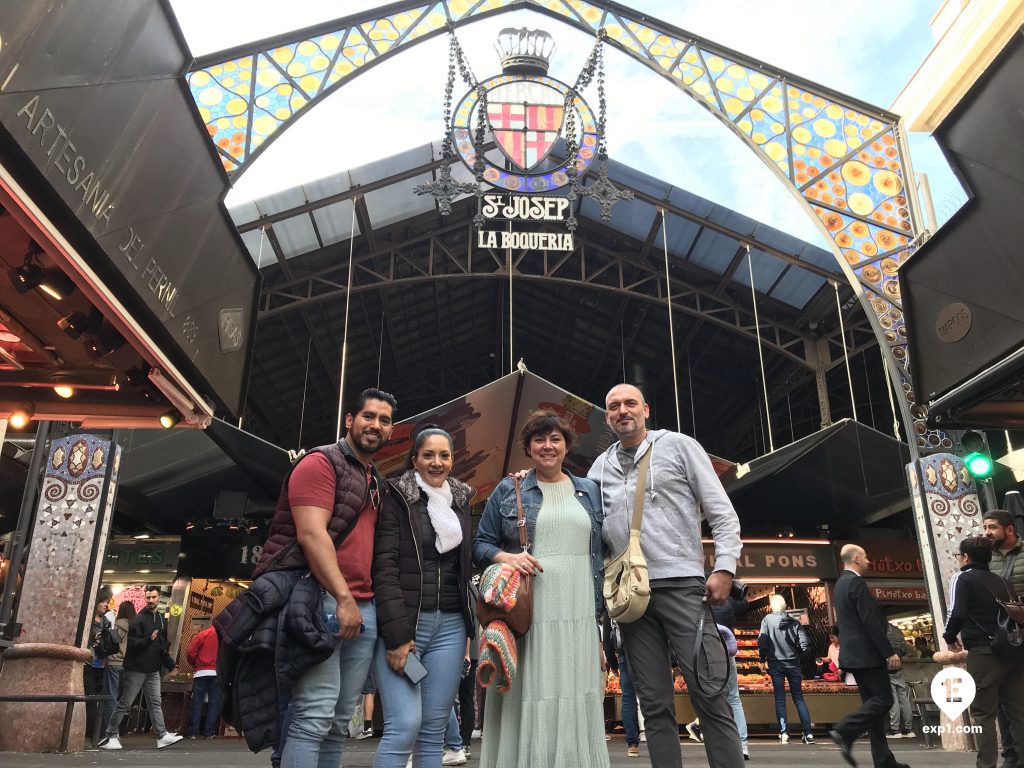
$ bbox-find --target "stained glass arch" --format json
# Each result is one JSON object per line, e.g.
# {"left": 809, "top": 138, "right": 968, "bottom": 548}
{"left": 186, "top": 0, "right": 942, "bottom": 455}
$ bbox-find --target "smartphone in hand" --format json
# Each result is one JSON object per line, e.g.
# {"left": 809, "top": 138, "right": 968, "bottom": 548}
{"left": 404, "top": 651, "right": 429, "bottom": 685}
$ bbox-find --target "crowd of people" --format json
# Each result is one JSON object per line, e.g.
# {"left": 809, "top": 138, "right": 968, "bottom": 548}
{"left": 83, "top": 383, "right": 1024, "bottom": 768}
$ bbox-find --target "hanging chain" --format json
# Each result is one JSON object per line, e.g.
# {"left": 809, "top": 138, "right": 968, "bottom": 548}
{"left": 439, "top": 32, "right": 459, "bottom": 160}
{"left": 596, "top": 33, "right": 607, "bottom": 161}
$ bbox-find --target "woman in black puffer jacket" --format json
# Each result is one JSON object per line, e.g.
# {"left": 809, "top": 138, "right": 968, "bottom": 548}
{"left": 372, "top": 425, "right": 473, "bottom": 768}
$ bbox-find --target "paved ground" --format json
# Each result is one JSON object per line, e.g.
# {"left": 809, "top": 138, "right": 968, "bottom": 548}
{"left": 0, "top": 734, "right": 975, "bottom": 767}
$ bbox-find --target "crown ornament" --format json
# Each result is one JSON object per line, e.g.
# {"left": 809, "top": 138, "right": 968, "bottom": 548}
{"left": 495, "top": 28, "right": 555, "bottom": 75}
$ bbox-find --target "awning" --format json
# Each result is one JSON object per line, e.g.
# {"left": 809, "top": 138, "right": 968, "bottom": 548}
{"left": 722, "top": 419, "right": 912, "bottom": 532}
{"left": 375, "top": 366, "right": 618, "bottom": 505}
{"left": 0, "top": 1, "right": 259, "bottom": 423}
{"left": 116, "top": 419, "right": 290, "bottom": 531}
{"left": 900, "top": 32, "right": 1024, "bottom": 428}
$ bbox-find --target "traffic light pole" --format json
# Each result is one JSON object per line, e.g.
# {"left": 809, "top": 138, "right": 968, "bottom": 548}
{"left": 978, "top": 477, "right": 999, "bottom": 512}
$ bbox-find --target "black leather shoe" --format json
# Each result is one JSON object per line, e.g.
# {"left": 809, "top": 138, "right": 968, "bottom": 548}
{"left": 877, "top": 763, "right": 910, "bottom": 768}
{"left": 829, "top": 730, "right": 857, "bottom": 767}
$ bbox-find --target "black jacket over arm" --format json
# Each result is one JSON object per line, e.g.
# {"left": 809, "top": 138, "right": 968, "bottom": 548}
{"left": 834, "top": 569, "right": 894, "bottom": 670}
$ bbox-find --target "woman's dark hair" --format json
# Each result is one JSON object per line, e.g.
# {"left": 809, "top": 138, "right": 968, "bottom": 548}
{"left": 959, "top": 534, "right": 993, "bottom": 564}
{"left": 407, "top": 424, "right": 454, "bottom": 469}
{"left": 519, "top": 410, "right": 576, "bottom": 455}
{"left": 116, "top": 600, "right": 137, "bottom": 621}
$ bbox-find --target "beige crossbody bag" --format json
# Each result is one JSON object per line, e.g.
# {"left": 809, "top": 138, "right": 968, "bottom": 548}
{"left": 603, "top": 446, "right": 653, "bottom": 623}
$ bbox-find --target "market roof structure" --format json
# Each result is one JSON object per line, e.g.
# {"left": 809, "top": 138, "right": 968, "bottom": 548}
{"left": 232, "top": 143, "right": 894, "bottom": 463}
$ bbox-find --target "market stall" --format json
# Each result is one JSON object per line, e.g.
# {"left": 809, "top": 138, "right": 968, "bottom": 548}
{"left": 605, "top": 538, "right": 864, "bottom": 731}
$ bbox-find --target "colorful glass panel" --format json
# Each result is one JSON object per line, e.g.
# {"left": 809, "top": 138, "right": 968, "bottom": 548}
{"left": 184, "top": 0, "right": 938, "bottom": 449}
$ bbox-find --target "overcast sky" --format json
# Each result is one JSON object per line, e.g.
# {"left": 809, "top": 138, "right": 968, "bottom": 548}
{"left": 169, "top": 0, "right": 964, "bottom": 247}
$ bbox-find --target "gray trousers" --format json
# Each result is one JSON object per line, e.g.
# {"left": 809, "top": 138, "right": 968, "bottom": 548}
{"left": 888, "top": 669, "right": 913, "bottom": 732}
{"left": 966, "top": 649, "right": 1024, "bottom": 768}
{"left": 621, "top": 578, "right": 744, "bottom": 768}
{"left": 105, "top": 669, "right": 168, "bottom": 738}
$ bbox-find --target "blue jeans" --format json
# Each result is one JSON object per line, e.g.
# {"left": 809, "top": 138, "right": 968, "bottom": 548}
{"left": 445, "top": 706, "right": 463, "bottom": 750}
{"left": 189, "top": 675, "right": 223, "bottom": 737}
{"left": 271, "top": 693, "right": 292, "bottom": 768}
{"left": 620, "top": 657, "right": 641, "bottom": 747}
{"left": 102, "top": 665, "right": 122, "bottom": 735}
{"left": 373, "top": 610, "right": 466, "bottom": 768}
{"left": 281, "top": 596, "right": 377, "bottom": 768}
{"left": 768, "top": 658, "right": 813, "bottom": 736}
{"left": 726, "top": 657, "right": 748, "bottom": 747}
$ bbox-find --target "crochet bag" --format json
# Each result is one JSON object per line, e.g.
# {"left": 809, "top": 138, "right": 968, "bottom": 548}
{"left": 603, "top": 447, "right": 653, "bottom": 623}
{"left": 476, "top": 478, "right": 533, "bottom": 637}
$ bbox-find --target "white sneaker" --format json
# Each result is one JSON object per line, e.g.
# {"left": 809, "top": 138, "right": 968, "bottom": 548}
{"left": 471, "top": 729, "right": 482, "bottom": 740}
{"left": 99, "top": 736, "right": 122, "bottom": 750}
{"left": 903, "top": 730, "right": 916, "bottom": 738}
{"left": 442, "top": 748, "right": 467, "bottom": 766}
{"left": 779, "top": 732, "right": 789, "bottom": 744}
{"left": 157, "top": 732, "right": 184, "bottom": 749}
{"left": 640, "top": 732, "right": 646, "bottom": 743}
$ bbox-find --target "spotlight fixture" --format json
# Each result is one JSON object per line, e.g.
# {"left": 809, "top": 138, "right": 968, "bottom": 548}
{"left": 185, "top": 520, "right": 195, "bottom": 531}
{"left": 159, "top": 409, "right": 181, "bottom": 429}
{"left": 57, "top": 308, "right": 102, "bottom": 340}
{"left": 53, "top": 385, "right": 75, "bottom": 399}
{"left": 8, "top": 261, "right": 43, "bottom": 294}
{"left": 202, "top": 520, "right": 215, "bottom": 532}
{"left": 9, "top": 402, "right": 34, "bottom": 429}
{"left": 7, "top": 246, "right": 75, "bottom": 300}
{"left": 246, "top": 519, "right": 260, "bottom": 533}
{"left": 124, "top": 365, "right": 153, "bottom": 388}
{"left": 37, "top": 269, "right": 75, "bottom": 300}
{"left": 83, "top": 322, "right": 126, "bottom": 359}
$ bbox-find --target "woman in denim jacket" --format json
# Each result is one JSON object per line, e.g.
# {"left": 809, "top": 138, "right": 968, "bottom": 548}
{"left": 472, "top": 410, "right": 609, "bottom": 768}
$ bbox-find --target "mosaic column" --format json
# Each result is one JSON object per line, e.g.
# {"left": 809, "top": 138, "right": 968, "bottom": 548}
{"left": 0, "top": 433, "right": 121, "bottom": 752}
{"left": 907, "top": 453, "right": 983, "bottom": 752}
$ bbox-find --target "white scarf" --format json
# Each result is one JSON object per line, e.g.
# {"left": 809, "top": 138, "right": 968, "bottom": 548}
{"left": 415, "top": 472, "right": 463, "bottom": 554}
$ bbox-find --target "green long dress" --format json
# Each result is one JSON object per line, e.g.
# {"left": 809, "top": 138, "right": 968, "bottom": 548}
{"left": 479, "top": 478, "right": 610, "bottom": 768}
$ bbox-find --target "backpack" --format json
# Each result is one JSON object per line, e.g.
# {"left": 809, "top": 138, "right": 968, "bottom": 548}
{"left": 93, "top": 619, "right": 120, "bottom": 658}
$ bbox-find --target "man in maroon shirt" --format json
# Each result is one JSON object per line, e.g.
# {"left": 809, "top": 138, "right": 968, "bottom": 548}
{"left": 260, "top": 388, "right": 395, "bottom": 768}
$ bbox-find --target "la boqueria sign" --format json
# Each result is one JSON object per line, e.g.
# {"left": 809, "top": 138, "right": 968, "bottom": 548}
{"left": 703, "top": 541, "right": 838, "bottom": 580}
{"left": 0, "top": 2, "right": 258, "bottom": 415}
{"left": 476, "top": 194, "right": 575, "bottom": 251}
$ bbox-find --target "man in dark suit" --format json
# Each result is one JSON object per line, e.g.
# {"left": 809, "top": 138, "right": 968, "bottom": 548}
{"left": 829, "top": 544, "right": 909, "bottom": 768}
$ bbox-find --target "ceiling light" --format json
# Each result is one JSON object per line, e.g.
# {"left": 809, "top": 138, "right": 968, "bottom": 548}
{"left": 159, "top": 410, "right": 181, "bottom": 429}
{"left": 57, "top": 309, "right": 101, "bottom": 340}
{"left": 9, "top": 402, "right": 34, "bottom": 429}
{"left": 124, "top": 365, "right": 152, "bottom": 388}
{"left": 37, "top": 269, "right": 75, "bottom": 300}
{"left": 53, "top": 385, "right": 75, "bottom": 398}
{"left": 8, "top": 262, "right": 43, "bottom": 294}
{"left": 133, "top": 533, "right": 151, "bottom": 540}
{"left": 83, "top": 323, "right": 125, "bottom": 359}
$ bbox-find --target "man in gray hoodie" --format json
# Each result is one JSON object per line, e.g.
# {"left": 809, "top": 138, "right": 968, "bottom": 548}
{"left": 588, "top": 383, "right": 744, "bottom": 768}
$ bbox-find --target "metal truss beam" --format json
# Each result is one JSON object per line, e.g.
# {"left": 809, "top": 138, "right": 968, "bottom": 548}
{"left": 259, "top": 229, "right": 814, "bottom": 369}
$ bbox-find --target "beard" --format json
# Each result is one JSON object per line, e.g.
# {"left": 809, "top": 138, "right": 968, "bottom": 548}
{"left": 350, "top": 428, "right": 384, "bottom": 455}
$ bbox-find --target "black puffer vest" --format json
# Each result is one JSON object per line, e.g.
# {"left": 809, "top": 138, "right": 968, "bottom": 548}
{"left": 373, "top": 470, "right": 474, "bottom": 650}
{"left": 254, "top": 440, "right": 375, "bottom": 577}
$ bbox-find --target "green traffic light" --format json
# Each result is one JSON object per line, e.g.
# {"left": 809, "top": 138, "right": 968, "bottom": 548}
{"left": 965, "top": 451, "right": 993, "bottom": 478}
